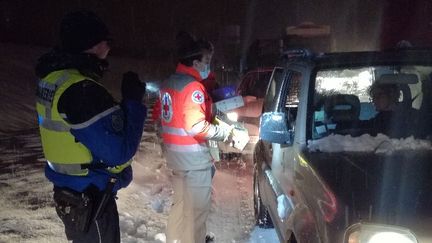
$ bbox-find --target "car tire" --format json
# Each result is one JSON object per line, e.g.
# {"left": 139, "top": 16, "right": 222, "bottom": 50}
{"left": 253, "top": 164, "right": 274, "bottom": 228}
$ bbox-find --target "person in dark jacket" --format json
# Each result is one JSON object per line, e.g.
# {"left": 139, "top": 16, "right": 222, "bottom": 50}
{"left": 363, "top": 82, "right": 417, "bottom": 138}
{"left": 35, "top": 10, "right": 146, "bottom": 243}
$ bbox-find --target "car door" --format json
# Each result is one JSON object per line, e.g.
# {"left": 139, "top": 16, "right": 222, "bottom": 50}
{"left": 267, "top": 68, "right": 306, "bottom": 236}
{"left": 258, "top": 64, "right": 307, "bottom": 238}
{"left": 260, "top": 67, "right": 286, "bottom": 170}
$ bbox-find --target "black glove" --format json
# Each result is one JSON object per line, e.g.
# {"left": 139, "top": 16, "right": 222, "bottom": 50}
{"left": 121, "top": 71, "right": 146, "bottom": 102}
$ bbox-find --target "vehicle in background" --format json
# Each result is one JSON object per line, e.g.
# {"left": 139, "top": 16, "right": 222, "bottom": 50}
{"left": 243, "top": 22, "right": 332, "bottom": 73}
{"left": 218, "top": 67, "right": 276, "bottom": 156}
{"left": 218, "top": 22, "right": 332, "bottom": 158}
{"left": 254, "top": 48, "right": 432, "bottom": 243}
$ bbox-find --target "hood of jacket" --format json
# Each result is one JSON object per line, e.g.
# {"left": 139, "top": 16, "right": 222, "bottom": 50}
{"left": 35, "top": 48, "right": 108, "bottom": 80}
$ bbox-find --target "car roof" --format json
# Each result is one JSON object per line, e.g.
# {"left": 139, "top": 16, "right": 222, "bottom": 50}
{"left": 287, "top": 49, "right": 432, "bottom": 69}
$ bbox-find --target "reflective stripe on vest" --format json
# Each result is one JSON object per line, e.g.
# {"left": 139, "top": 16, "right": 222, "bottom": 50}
{"left": 160, "top": 68, "right": 213, "bottom": 170}
{"left": 161, "top": 125, "right": 203, "bottom": 146}
{"left": 36, "top": 69, "right": 93, "bottom": 172}
{"left": 164, "top": 143, "right": 209, "bottom": 152}
{"left": 106, "top": 160, "right": 132, "bottom": 173}
{"left": 47, "top": 161, "right": 88, "bottom": 176}
{"left": 47, "top": 160, "right": 132, "bottom": 175}
{"left": 69, "top": 106, "right": 120, "bottom": 129}
{"left": 36, "top": 69, "right": 130, "bottom": 176}
{"left": 162, "top": 126, "right": 189, "bottom": 136}
{"left": 160, "top": 73, "right": 206, "bottom": 146}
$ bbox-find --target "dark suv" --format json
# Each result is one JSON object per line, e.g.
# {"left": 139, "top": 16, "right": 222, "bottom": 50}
{"left": 254, "top": 49, "right": 432, "bottom": 243}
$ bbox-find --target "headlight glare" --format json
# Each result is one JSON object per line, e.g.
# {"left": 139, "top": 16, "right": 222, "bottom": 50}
{"left": 226, "top": 112, "right": 238, "bottom": 122}
{"left": 345, "top": 223, "right": 418, "bottom": 243}
{"left": 369, "top": 232, "right": 416, "bottom": 243}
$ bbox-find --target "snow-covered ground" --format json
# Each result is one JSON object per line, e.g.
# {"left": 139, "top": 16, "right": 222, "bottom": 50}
{"left": 0, "top": 43, "right": 279, "bottom": 243}
{"left": 0, "top": 129, "right": 279, "bottom": 243}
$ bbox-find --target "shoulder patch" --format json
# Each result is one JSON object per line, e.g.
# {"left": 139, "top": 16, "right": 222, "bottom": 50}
{"left": 191, "top": 90, "right": 205, "bottom": 104}
{"left": 111, "top": 111, "right": 124, "bottom": 132}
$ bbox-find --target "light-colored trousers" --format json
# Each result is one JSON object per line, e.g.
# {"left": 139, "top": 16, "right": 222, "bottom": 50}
{"left": 166, "top": 167, "right": 212, "bottom": 243}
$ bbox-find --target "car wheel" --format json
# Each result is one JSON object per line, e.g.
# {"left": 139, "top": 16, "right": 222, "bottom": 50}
{"left": 253, "top": 164, "right": 274, "bottom": 228}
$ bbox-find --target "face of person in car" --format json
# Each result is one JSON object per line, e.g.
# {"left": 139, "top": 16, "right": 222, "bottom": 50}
{"left": 370, "top": 85, "right": 399, "bottom": 112}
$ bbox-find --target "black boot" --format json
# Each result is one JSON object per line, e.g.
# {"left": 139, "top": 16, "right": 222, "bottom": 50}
{"left": 205, "top": 233, "right": 215, "bottom": 242}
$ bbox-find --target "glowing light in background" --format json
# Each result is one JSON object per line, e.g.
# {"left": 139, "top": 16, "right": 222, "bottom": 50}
{"left": 226, "top": 112, "right": 238, "bottom": 122}
{"left": 368, "top": 232, "right": 416, "bottom": 243}
{"left": 145, "top": 82, "right": 160, "bottom": 93}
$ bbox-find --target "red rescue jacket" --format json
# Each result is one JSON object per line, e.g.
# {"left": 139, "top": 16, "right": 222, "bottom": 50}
{"left": 160, "top": 64, "right": 229, "bottom": 170}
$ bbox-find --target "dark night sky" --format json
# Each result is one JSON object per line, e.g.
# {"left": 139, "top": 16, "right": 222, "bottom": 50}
{"left": 1, "top": 0, "right": 432, "bottom": 66}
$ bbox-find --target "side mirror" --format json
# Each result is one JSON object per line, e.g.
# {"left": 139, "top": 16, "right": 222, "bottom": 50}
{"left": 259, "top": 112, "right": 293, "bottom": 145}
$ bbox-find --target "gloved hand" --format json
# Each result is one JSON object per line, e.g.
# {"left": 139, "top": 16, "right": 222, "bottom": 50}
{"left": 121, "top": 71, "right": 146, "bottom": 102}
{"left": 230, "top": 127, "right": 250, "bottom": 151}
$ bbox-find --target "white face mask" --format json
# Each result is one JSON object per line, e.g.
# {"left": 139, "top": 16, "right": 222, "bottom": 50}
{"left": 199, "top": 64, "right": 210, "bottom": 79}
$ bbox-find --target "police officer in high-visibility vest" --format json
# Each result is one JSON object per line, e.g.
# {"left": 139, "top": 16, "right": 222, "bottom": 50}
{"left": 162, "top": 33, "right": 234, "bottom": 243}
{"left": 35, "top": 10, "right": 146, "bottom": 243}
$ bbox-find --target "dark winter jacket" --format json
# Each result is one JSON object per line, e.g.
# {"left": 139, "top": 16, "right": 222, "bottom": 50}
{"left": 362, "top": 107, "right": 419, "bottom": 138}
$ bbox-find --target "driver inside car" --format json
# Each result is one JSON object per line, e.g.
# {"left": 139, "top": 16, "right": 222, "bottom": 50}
{"left": 361, "top": 82, "right": 418, "bottom": 138}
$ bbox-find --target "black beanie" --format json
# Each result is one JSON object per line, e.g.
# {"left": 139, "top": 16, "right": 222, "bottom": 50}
{"left": 176, "top": 31, "right": 202, "bottom": 59}
{"left": 60, "top": 10, "right": 110, "bottom": 54}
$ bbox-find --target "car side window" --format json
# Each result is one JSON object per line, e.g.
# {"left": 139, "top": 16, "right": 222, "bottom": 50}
{"left": 238, "top": 72, "right": 273, "bottom": 98}
{"left": 237, "top": 74, "right": 253, "bottom": 96}
{"left": 255, "top": 72, "right": 273, "bottom": 98}
{"left": 284, "top": 71, "right": 302, "bottom": 127}
{"left": 263, "top": 68, "right": 285, "bottom": 112}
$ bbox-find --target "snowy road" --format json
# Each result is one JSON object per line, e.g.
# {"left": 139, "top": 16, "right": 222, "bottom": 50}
{"left": 118, "top": 133, "right": 279, "bottom": 243}
{"left": 0, "top": 130, "right": 279, "bottom": 243}
{"left": 207, "top": 157, "right": 280, "bottom": 243}
{"left": 208, "top": 158, "right": 256, "bottom": 241}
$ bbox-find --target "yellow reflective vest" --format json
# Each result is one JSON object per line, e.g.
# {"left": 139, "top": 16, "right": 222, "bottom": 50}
{"left": 36, "top": 69, "right": 130, "bottom": 176}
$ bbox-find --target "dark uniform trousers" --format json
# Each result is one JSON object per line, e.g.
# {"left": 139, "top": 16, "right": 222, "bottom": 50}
{"left": 53, "top": 186, "right": 120, "bottom": 243}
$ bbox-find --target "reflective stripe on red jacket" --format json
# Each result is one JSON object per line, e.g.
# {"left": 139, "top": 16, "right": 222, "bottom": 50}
{"left": 160, "top": 64, "right": 230, "bottom": 170}
{"left": 152, "top": 72, "right": 216, "bottom": 122}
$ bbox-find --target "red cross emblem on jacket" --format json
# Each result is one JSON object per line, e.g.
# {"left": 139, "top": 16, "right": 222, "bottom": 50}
{"left": 161, "top": 92, "right": 173, "bottom": 122}
{"left": 191, "top": 90, "right": 204, "bottom": 104}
